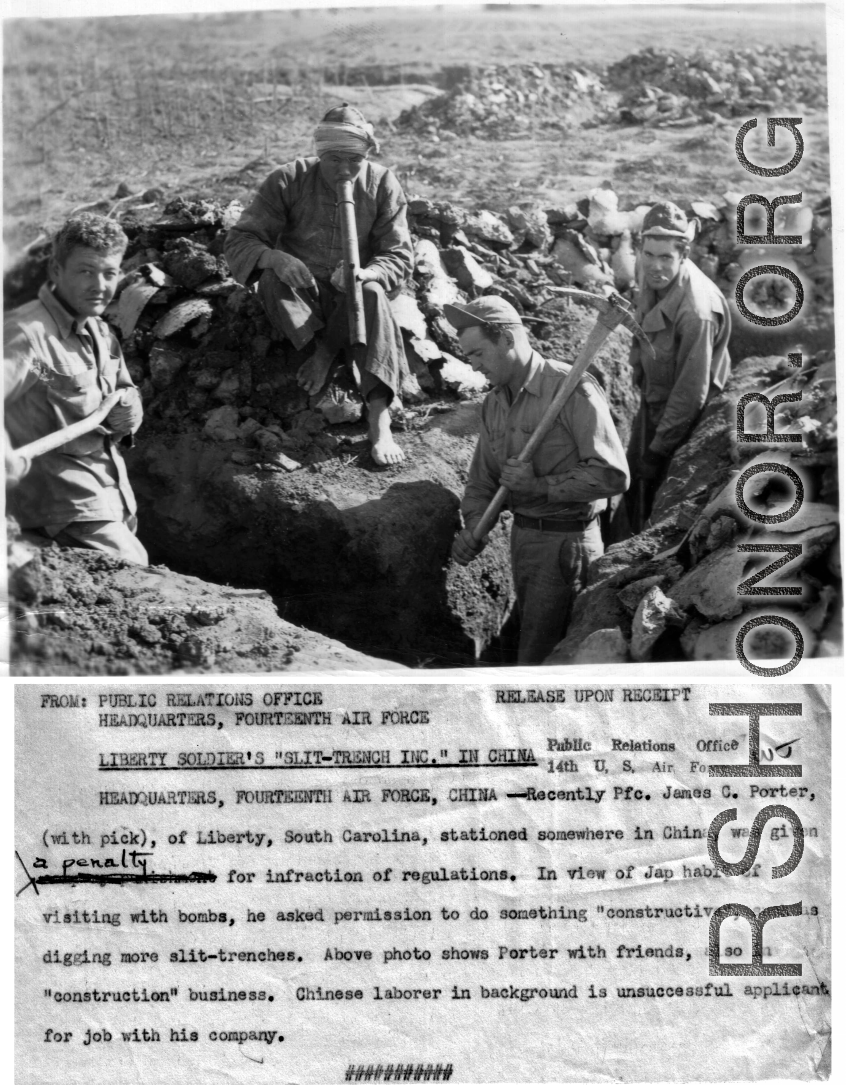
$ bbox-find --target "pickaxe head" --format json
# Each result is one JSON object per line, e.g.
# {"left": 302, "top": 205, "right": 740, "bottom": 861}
{"left": 555, "top": 287, "right": 655, "bottom": 359}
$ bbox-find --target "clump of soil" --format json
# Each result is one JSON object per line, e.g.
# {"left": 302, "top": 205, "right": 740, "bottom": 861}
{"left": 127, "top": 404, "right": 516, "bottom": 668}
{"left": 549, "top": 350, "right": 840, "bottom": 666}
{"left": 606, "top": 44, "right": 827, "bottom": 126}
{"left": 9, "top": 539, "right": 402, "bottom": 675}
{"left": 395, "top": 45, "right": 828, "bottom": 138}
{"left": 397, "top": 62, "right": 611, "bottom": 137}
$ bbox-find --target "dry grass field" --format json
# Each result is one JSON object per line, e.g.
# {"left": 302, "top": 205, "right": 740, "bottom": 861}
{"left": 3, "top": 4, "right": 830, "bottom": 255}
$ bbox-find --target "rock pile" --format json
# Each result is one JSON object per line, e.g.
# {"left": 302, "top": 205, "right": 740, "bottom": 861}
{"left": 3, "top": 189, "right": 643, "bottom": 472}
{"left": 4, "top": 179, "right": 833, "bottom": 479}
{"left": 5, "top": 172, "right": 836, "bottom": 670}
{"left": 5, "top": 185, "right": 642, "bottom": 670}
{"left": 397, "top": 62, "right": 611, "bottom": 137}
{"left": 540, "top": 185, "right": 833, "bottom": 354}
{"left": 685, "top": 192, "right": 834, "bottom": 358}
{"left": 606, "top": 44, "right": 827, "bottom": 126}
{"left": 393, "top": 46, "right": 827, "bottom": 136}
{"left": 549, "top": 349, "right": 839, "bottom": 666}
{"left": 394, "top": 46, "right": 824, "bottom": 135}
{"left": 122, "top": 195, "right": 594, "bottom": 466}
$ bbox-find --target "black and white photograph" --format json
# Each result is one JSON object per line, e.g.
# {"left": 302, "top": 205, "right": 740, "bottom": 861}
{"left": 7, "top": 5, "right": 840, "bottom": 1083}
{"left": 3, "top": 0, "right": 840, "bottom": 676}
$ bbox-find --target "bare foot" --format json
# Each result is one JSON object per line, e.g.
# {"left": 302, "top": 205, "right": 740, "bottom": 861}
{"left": 371, "top": 432, "right": 405, "bottom": 466}
{"left": 368, "top": 396, "right": 405, "bottom": 467}
{"left": 296, "top": 342, "right": 335, "bottom": 396}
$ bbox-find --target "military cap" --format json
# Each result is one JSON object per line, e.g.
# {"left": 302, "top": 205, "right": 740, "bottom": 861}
{"left": 641, "top": 201, "right": 690, "bottom": 238}
{"left": 443, "top": 296, "right": 523, "bottom": 329}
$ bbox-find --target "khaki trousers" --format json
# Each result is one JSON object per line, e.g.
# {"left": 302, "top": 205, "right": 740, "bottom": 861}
{"left": 49, "top": 515, "right": 149, "bottom": 566}
{"left": 510, "top": 519, "right": 604, "bottom": 665}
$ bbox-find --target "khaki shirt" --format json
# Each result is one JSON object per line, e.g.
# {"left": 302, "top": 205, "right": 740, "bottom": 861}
{"left": 4, "top": 283, "right": 141, "bottom": 530}
{"left": 462, "top": 351, "right": 630, "bottom": 531}
{"left": 224, "top": 157, "right": 413, "bottom": 292}
{"left": 630, "top": 259, "right": 731, "bottom": 457}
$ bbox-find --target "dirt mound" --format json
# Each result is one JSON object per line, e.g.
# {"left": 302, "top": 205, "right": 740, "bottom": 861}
{"left": 127, "top": 404, "right": 514, "bottom": 668}
{"left": 394, "top": 46, "right": 827, "bottom": 137}
{"left": 685, "top": 194, "right": 833, "bottom": 360}
{"left": 606, "top": 44, "right": 827, "bottom": 126}
{"left": 4, "top": 172, "right": 833, "bottom": 672}
{"left": 2, "top": 182, "right": 643, "bottom": 481}
{"left": 3, "top": 184, "right": 640, "bottom": 672}
{"left": 549, "top": 349, "right": 840, "bottom": 665}
{"left": 4, "top": 189, "right": 635, "bottom": 440}
{"left": 397, "top": 63, "right": 611, "bottom": 137}
{"left": 8, "top": 537, "right": 402, "bottom": 675}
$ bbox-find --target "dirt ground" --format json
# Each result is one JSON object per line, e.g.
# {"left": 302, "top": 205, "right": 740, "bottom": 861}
{"left": 3, "top": 5, "right": 829, "bottom": 251}
{"left": 8, "top": 535, "right": 407, "bottom": 675}
{"left": 3, "top": 5, "right": 837, "bottom": 673}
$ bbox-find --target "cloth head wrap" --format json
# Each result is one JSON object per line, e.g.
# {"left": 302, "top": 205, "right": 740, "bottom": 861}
{"left": 314, "top": 115, "right": 379, "bottom": 157}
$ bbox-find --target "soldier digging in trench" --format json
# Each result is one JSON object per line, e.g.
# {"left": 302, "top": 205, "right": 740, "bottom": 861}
{"left": 4, "top": 214, "right": 147, "bottom": 564}
{"left": 624, "top": 200, "right": 732, "bottom": 529}
{"left": 447, "top": 296, "right": 629, "bottom": 666}
{"left": 224, "top": 104, "right": 413, "bottom": 467}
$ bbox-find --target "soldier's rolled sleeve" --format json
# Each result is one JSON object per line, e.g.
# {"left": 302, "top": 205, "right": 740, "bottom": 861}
{"left": 543, "top": 382, "right": 630, "bottom": 504}
{"left": 650, "top": 314, "right": 715, "bottom": 457}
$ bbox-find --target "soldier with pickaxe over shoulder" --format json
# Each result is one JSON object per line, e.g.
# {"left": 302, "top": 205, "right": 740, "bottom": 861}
{"left": 5, "top": 214, "right": 147, "bottom": 563}
{"left": 448, "top": 292, "right": 650, "bottom": 665}
{"left": 624, "top": 200, "right": 732, "bottom": 531}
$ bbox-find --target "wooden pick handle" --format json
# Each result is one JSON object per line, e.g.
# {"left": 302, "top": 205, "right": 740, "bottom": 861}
{"left": 12, "top": 391, "right": 123, "bottom": 463}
